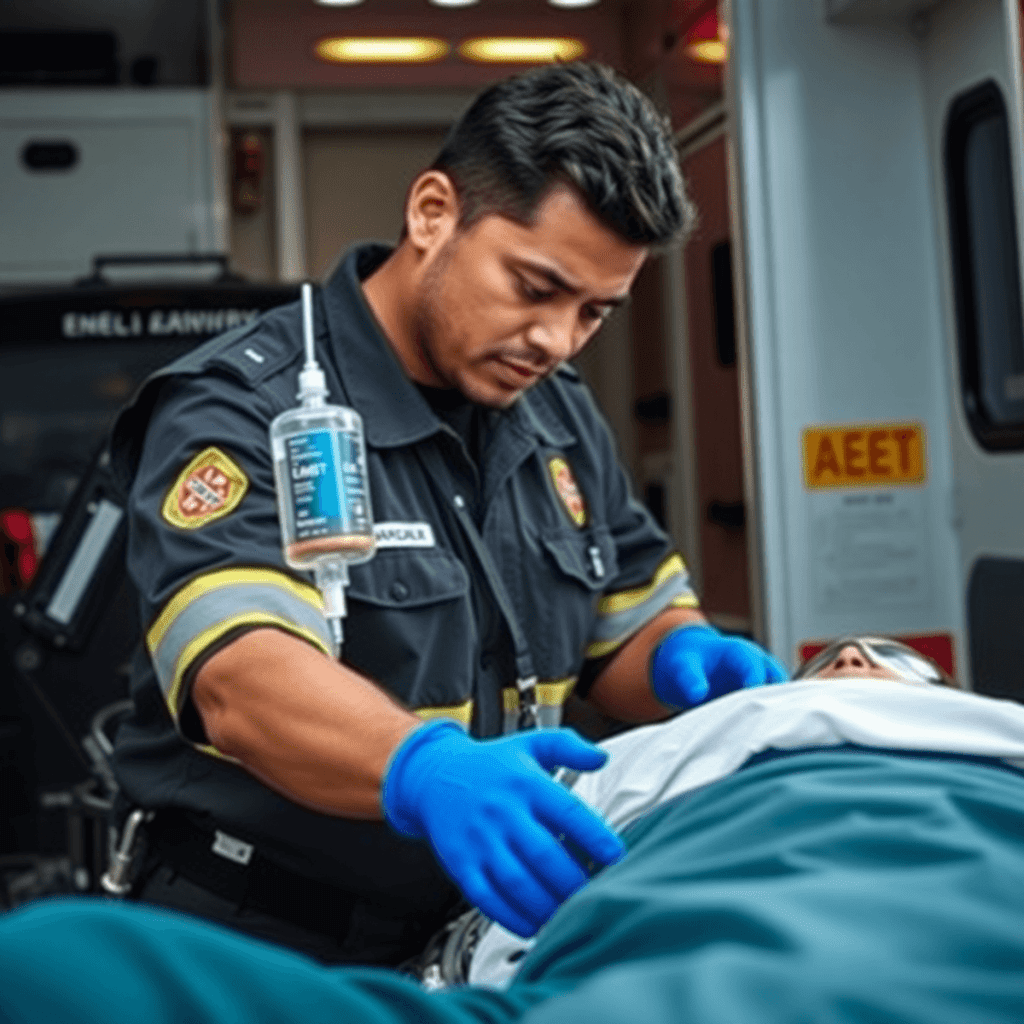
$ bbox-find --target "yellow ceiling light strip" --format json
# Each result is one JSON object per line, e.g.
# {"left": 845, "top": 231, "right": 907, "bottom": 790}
{"left": 314, "top": 37, "right": 451, "bottom": 64}
{"left": 458, "top": 37, "right": 588, "bottom": 64}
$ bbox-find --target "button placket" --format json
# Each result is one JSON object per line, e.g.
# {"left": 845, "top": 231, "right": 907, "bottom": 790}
{"left": 415, "top": 442, "right": 540, "bottom": 732}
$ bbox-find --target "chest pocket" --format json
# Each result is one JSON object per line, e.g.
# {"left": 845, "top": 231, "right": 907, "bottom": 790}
{"left": 531, "top": 525, "right": 619, "bottom": 673}
{"left": 343, "top": 549, "right": 474, "bottom": 709}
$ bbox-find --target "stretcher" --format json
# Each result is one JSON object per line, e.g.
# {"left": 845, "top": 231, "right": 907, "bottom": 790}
{"left": 455, "top": 677, "right": 1024, "bottom": 989}
{"left": 3, "top": 678, "right": 1024, "bottom": 1024}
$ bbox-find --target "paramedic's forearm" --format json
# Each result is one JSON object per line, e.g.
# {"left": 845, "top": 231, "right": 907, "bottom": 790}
{"left": 586, "top": 607, "right": 707, "bottom": 722}
{"left": 193, "top": 628, "right": 420, "bottom": 819}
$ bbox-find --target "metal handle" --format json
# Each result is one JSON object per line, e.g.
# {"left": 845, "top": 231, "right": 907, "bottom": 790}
{"left": 77, "top": 253, "right": 239, "bottom": 285}
{"left": 100, "top": 809, "right": 150, "bottom": 897}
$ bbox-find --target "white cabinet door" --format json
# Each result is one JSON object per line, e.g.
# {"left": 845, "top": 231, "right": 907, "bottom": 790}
{"left": 0, "top": 91, "right": 215, "bottom": 284}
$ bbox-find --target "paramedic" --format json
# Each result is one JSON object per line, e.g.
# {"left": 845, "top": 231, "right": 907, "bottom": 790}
{"left": 107, "top": 60, "right": 786, "bottom": 966}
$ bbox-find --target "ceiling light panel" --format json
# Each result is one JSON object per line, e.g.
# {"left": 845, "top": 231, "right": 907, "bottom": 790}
{"left": 314, "top": 37, "right": 451, "bottom": 64}
{"left": 458, "top": 37, "right": 588, "bottom": 64}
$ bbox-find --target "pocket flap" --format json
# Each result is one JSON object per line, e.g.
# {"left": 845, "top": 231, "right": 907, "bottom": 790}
{"left": 346, "top": 549, "right": 469, "bottom": 609}
{"left": 540, "top": 527, "right": 618, "bottom": 591}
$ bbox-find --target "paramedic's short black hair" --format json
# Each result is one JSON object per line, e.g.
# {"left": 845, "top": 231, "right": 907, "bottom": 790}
{"left": 431, "top": 61, "right": 695, "bottom": 248}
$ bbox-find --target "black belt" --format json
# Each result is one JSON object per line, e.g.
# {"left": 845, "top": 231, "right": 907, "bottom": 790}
{"left": 144, "top": 810, "right": 357, "bottom": 939}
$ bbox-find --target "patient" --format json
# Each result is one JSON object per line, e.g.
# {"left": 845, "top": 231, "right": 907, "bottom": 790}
{"left": 2, "top": 638, "right": 1023, "bottom": 1024}
{"left": 791, "top": 635, "right": 960, "bottom": 687}
{"left": 448, "top": 636, "right": 1000, "bottom": 988}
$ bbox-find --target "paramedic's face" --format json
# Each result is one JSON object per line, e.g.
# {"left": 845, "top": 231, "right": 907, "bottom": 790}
{"left": 809, "top": 645, "right": 906, "bottom": 682}
{"left": 416, "top": 183, "right": 647, "bottom": 408}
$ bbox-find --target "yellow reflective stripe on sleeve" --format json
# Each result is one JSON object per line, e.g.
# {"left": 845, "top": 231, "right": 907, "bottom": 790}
{"left": 585, "top": 553, "right": 697, "bottom": 659}
{"left": 596, "top": 553, "right": 688, "bottom": 616}
{"left": 192, "top": 742, "right": 242, "bottom": 764}
{"left": 585, "top": 604, "right": 697, "bottom": 658}
{"left": 536, "top": 677, "right": 577, "bottom": 707}
{"left": 503, "top": 678, "right": 576, "bottom": 715}
{"left": 165, "top": 611, "right": 333, "bottom": 720}
{"left": 147, "top": 567, "right": 324, "bottom": 655}
{"left": 586, "top": 636, "right": 627, "bottom": 659}
{"left": 414, "top": 701, "right": 473, "bottom": 727}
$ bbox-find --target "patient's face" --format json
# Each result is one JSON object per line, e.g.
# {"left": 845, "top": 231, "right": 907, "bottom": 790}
{"left": 795, "top": 636, "right": 959, "bottom": 688}
{"left": 807, "top": 644, "right": 908, "bottom": 682}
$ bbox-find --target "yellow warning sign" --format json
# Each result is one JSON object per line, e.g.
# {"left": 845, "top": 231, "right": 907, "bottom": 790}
{"left": 802, "top": 422, "right": 926, "bottom": 489}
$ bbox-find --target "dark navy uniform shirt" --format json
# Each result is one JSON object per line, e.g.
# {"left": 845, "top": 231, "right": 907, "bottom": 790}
{"left": 109, "top": 243, "right": 697, "bottom": 917}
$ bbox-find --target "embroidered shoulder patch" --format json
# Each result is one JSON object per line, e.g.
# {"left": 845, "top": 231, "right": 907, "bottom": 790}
{"left": 548, "top": 456, "right": 587, "bottom": 528}
{"left": 161, "top": 446, "right": 249, "bottom": 530}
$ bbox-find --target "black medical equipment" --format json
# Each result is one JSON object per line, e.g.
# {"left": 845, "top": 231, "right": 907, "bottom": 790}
{"left": 0, "top": 258, "right": 299, "bottom": 900}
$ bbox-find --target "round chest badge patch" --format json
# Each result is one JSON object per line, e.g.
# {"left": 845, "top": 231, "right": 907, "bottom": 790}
{"left": 161, "top": 446, "right": 249, "bottom": 530}
{"left": 548, "top": 456, "right": 587, "bottom": 528}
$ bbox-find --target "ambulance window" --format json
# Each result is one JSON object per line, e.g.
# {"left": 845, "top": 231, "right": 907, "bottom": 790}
{"left": 945, "top": 80, "right": 1024, "bottom": 450}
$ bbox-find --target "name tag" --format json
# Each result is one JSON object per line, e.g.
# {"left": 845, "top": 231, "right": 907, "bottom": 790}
{"left": 373, "top": 522, "right": 436, "bottom": 549}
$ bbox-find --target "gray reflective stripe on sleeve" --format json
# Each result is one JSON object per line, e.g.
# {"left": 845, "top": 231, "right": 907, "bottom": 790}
{"left": 151, "top": 579, "right": 331, "bottom": 716}
{"left": 586, "top": 569, "right": 697, "bottom": 659}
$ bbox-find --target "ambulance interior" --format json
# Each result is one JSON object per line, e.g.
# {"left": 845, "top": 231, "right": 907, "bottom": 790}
{"left": 2, "top": 0, "right": 1024, "bottom": 926}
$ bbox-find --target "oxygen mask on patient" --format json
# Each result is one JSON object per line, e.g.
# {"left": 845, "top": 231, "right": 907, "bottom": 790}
{"left": 793, "top": 636, "right": 960, "bottom": 689}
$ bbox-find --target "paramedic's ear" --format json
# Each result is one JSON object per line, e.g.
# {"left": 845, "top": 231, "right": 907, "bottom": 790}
{"left": 405, "top": 171, "right": 459, "bottom": 257}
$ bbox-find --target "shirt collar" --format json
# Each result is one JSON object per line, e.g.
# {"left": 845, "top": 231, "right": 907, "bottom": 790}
{"left": 513, "top": 384, "right": 576, "bottom": 448}
{"left": 322, "top": 244, "right": 440, "bottom": 449}
{"left": 322, "top": 243, "right": 577, "bottom": 451}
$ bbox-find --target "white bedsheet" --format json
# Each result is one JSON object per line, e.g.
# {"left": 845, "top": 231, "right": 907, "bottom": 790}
{"left": 468, "top": 678, "right": 1024, "bottom": 988}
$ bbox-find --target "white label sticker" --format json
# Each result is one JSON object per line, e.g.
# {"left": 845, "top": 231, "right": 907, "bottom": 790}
{"left": 809, "top": 489, "right": 932, "bottom": 612}
{"left": 212, "top": 830, "right": 254, "bottom": 865}
{"left": 373, "top": 522, "right": 436, "bottom": 549}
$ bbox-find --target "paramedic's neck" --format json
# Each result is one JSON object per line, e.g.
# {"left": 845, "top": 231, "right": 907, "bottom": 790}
{"left": 361, "top": 243, "right": 439, "bottom": 387}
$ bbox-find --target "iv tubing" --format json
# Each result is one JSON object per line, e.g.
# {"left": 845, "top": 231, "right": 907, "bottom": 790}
{"left": 302, "top": 282, "right": 316, "bottom": 368}
{"left": 315, "top": 561, "right": 349, "bottom": 658}
{"left": 297, "top": 282, "right": 328, "bottom": 406}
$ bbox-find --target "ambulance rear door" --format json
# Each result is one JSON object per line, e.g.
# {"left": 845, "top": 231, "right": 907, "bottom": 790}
{"left": 921, "top": 0, "right": 1024, "bottom": 699}
{"left": 725, "top": 0, "right": 1020, "bottom": 686}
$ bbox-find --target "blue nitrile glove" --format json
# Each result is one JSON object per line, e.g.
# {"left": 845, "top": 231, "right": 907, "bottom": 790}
{"left": 651, "top": 624, "right": 788, "bottom": 710}
{"left": 381, "top": 720, "right": 626, "bottom": 938}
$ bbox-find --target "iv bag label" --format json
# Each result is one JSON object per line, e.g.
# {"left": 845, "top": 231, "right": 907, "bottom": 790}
{"left": 285, "top": 429, "right": 369, "bottom": 540}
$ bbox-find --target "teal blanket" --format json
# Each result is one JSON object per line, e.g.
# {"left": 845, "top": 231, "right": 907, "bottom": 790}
{"left": 2, "top": 748, "right": 1023, "bottom": 1023}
